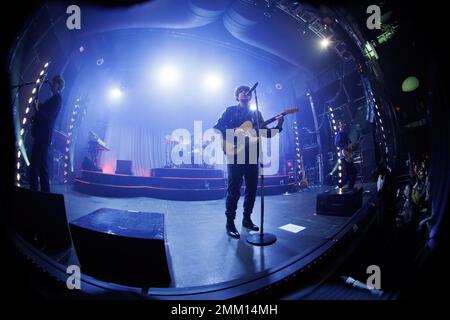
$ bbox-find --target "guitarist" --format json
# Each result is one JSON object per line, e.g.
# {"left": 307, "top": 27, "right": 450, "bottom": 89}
{"left": 29, "top": 75, "right": 65, "bottom": 192}
{"left": 213, "top": 85, "right": 284, "bottom": 239}
{"left": 334, "top": 121, "right": 357, "bottom": 189}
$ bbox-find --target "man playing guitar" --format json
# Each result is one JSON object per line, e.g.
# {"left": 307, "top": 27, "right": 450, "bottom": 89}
{"left": 334, "top": 121, "right": 361, "bottom": 189}
{"left": 213, "top": 85, "right": 285, "bottom": 239}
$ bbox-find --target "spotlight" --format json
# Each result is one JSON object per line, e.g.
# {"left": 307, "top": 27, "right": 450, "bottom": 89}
{"left": 158, "top": 65, "right": 179, "bottom": 87}
{"left": 44, "top": 62, "right": 49, "bottom": 68}
{"left": 110, "top": 87, "right": 123, "bottom": 99}
{"left": 275, "top": 83, "right": 283, "bottom": 90}
{"left": 97, "top": 58, "right": 104, "bottom": 66}
{"left": 320, "top": 38, "right": 330, "bottom": 49}
{"left": 203, "top": 73, "right": 222, "bottom": 90}
{"left": 250, "top": 102, "right": 257, "bottom": 111}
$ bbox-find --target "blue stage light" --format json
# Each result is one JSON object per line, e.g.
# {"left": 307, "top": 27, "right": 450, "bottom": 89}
{"left": 320, "top": 38, "right": 330, "bottom": 49}
{"left": 158, "top": 65, "right": 180, "bottom": 87}
{"left": 110, "top": 87, "right": 123, "bottom": 99}
{"left": 203, "top": 73, "right": 222, "bottom": 90}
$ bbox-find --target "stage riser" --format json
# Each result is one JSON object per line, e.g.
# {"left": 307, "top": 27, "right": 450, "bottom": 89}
{"left": 73, "top": 180, "right": 293, "bottom": 200}
{"left": 151, "top": 168, "right": 224, "bottom": 178}
{"left": 79, "top": 170, "right": 289, "bottom": 189}
{"left": 80, "top": 171, "right": 227, "bottom": 189}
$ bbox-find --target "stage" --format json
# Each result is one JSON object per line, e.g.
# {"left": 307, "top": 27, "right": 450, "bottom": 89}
{"left": 52, "top": 182, "right": 376, "bottom": 289}
{"left": 72, "top": 168, "right": 294, "bottom": 200}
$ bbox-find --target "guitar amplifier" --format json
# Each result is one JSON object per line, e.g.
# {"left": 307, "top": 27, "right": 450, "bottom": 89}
{"left": 316, "top": 187, "right": 363, "bottom": 216}
{"left": 115, "top": 160, "right": 133, "bottom": 175}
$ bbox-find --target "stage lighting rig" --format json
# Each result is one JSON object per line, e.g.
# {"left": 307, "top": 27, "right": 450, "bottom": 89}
{"left": 274, "top": 1, "right": 353, "bottom": 62}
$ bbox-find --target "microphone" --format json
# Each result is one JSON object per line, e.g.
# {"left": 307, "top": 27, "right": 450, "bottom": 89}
{"left": 246, "top": 82, "right": 259, "bottom": 97}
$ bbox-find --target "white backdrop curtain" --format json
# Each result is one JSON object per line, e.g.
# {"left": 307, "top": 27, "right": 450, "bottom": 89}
{"left": 99, "top": 124, "right": 170, "bottom": 176}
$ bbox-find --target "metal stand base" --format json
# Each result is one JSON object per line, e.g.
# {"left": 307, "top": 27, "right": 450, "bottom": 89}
{"left": 246, "top": 233, "right": 277, "bottom": 246}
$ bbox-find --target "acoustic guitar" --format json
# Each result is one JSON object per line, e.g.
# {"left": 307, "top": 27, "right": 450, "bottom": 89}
{"left": 223, "top": 108, "right": 299, "bottom": 155}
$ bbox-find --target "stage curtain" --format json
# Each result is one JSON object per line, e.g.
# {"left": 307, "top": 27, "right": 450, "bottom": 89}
{"left": 100, "top": 125, "right": 170, "bottom": 176}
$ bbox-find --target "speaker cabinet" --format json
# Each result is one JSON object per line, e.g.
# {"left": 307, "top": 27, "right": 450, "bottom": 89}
{"left": 115, "top": 160, "right": 132, "bottom": 175}
{"left": 69, "top": 208, "right": 171, "bottom": 288}
{"left": 12, "top": 187, "right": 72, "bottom": 254}
{"left": 316, "top": 187, "right": 363, "bottom": 216}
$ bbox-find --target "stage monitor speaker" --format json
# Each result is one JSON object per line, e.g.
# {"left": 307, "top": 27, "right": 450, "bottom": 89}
{"left": 69, "top": 208, "right": 171, "bottom": 288}
{"left": 115, "top": 160, "right": 132, "bottom": 175}
{"left": 12, "top": 187, "right": 72, "bottom": 253}
{"left": 316, "top": 187, "right": 363, "bottom": 216}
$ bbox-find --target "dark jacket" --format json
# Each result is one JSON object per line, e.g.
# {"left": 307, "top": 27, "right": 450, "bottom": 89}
{"left": 213, "top": 105, "right": 283, "bottom": 138}
{"left": 213, "top": 105, "right": 282, "bottom": 161}
{"left": 31, "top": 93, "right": 62, "bottom": 146}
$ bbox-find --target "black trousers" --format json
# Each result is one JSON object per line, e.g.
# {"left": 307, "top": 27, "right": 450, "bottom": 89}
{"left": 29, "top": 139, "right": 50, "bottom": 193}
{"left": 226, "top": 164, "right": 258, "bottom": 220}
{"left": 338, "top": 159, "right": 356, "bottom": 188}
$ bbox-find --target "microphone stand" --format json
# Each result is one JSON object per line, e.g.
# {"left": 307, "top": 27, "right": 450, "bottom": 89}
{"left": 246, "top": 87, "right": 277, "bottom": 246}
{"left": 10, "top": 81, "right": 37, "bottom": 111}
{"left": 10, "top": 77, "right": 46, "bottom": 112}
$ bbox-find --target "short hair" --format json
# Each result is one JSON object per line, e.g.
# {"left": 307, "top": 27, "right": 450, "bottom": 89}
{"left": 52, "top": 75, "right": 65, "bottom": 91}
{"left": 234, "top": 85, "right": 251, "bottom": 101}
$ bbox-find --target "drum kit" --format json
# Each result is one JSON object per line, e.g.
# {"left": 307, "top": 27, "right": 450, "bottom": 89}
{"left": 164, "top": 133, "right": 213, "bottom": 168}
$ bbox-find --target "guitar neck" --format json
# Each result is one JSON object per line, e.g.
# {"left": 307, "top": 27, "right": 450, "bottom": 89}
{"left": 261, "top": 112, "right": 285, "bottom": 128}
